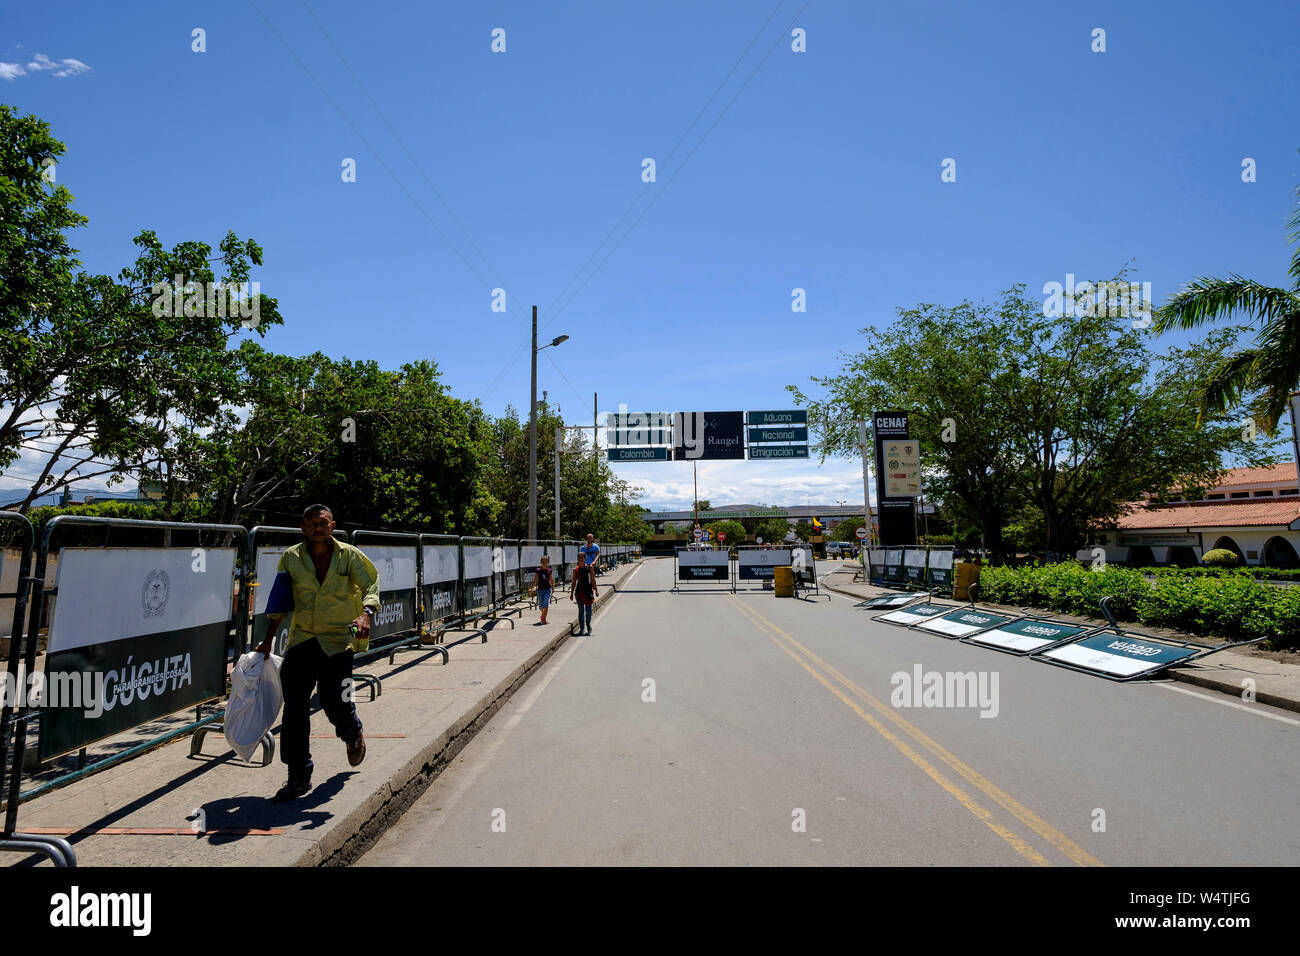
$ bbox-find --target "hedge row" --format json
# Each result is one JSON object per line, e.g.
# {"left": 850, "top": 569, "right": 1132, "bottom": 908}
{"left": 1136, "top": 566, "right": 1300, "bottom": 582}
{"left": 976, "top": 563, "right": 1300, "bottom": 649}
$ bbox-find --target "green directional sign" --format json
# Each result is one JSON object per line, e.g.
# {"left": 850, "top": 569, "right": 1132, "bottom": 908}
{"left": 749, "top": 444, "right": 809, "bottom": 460}
{"left": 607, "top": 412, "right": 670, "bottom": 429}
{"left": 607, "top": 428, "right": 670, "bottom": 445}
{"left": 608, "top": 447, "right": 669, "bottom": 462}
{"left": 748, "top": 426, "right": 808, "bottom": 443}
{"left": 749, "top": 410, "right": 807, "bottom": 426}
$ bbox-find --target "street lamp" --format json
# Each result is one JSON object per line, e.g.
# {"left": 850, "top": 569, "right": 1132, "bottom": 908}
{"left": 530, "top": 305, "right": 568, "bottom": 540}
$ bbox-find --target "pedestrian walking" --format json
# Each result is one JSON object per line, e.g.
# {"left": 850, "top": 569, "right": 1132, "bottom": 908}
{"left": 579, "top": 533, "right": 600, "bottom": 572}
{"left": 570, "top": 550, "right": 598, "bottom": 635}
{"left": 532, "top": 555, "right": 554, "bottom": 625}
{"left": 258, "top": 504, "right": 379, "bottom": 802}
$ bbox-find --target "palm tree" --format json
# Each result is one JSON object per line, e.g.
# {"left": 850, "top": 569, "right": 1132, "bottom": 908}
{"left": 1153, "top": 173, "right": 1300, "bottom": 432}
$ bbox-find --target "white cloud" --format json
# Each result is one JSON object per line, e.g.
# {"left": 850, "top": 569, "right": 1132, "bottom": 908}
{"left": 612, "top": 457, "right": 877, "bottom": 512}
{"left": 5, "top": 52, "right": 91, "bottom": 80}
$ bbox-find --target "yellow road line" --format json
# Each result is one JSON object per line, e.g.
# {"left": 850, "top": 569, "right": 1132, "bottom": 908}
{"left": 729, "top": 596, "right": 1103, "bottom": 867}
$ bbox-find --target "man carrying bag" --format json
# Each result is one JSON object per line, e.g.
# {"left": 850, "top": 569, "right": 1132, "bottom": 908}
{"left": 256, "top": 504, "right": 379, "bottom": 802}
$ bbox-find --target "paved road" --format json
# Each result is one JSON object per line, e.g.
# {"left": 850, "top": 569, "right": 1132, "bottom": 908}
{"left": 359, "top": 558, "right": 1300, "bottom": 866}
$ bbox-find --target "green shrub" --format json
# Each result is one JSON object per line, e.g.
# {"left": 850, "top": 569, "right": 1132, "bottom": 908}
{"left": 1200, "top": 548, "right": 1240, "bottom": 567}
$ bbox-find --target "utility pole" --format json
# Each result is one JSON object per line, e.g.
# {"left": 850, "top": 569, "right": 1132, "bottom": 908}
{"left": 529, "top": 306, "right": 538, "bottom": 541}
{"left": 859, "top": 419, "right": 875, "bottom": 548}
{"left": 554, "top": 425, "right": 562, "bottom": 538}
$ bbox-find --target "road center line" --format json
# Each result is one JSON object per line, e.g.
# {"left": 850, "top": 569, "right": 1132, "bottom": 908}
{"left": 729, "top": 595, "right": 1104, "bottom": 867}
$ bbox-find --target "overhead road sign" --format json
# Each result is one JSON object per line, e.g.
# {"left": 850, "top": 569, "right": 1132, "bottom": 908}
{"left": 962, "top": 616, "right": 1094, "bottom": 656}
{"left": 747, "top": 426, "right": 808, "bottom": 443}
{"left": 608, "top": 447, "right": 669, "bottom": 462}
{"left": 749, "top": 445, "right": 809, "bottom": 460}
{"left": 607, "top": 412, "right": 670, "bottom": 429}
{"left": 607, "top": 428, "right": 670, "bottom": 446}
{"left": 673, "top": 411, "right": 744, "bottom": 460}
{"left": 749, "top": 410, "right": 807, "bottom": 426}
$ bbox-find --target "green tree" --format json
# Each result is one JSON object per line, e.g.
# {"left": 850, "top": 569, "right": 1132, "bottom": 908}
{"left": 793, "top": 284, "right": 1279, "bottom": 561}
{"left": 1153, "top": 170, "right": 1300, "bottom": 432}
{"left": 704, "top": 519, "right": 746, "bottom": 547}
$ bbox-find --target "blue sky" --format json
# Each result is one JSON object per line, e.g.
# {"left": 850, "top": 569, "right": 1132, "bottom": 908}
{"left": 3, "top": 0, "right": 1298, "bottom": 510}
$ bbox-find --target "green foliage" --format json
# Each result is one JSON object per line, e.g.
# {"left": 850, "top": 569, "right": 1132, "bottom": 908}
{"left": 1200, "top": 548, "right": 1240, "bottom": 567}
{"left": 704, "top": 519, "right": 746, "bottom": 546}
{"left": 791, "top": 283, "right": 1281, "bottom": 560}
{"left": 1152, "top": 163, "right": 1300, "bottom": 432}
{"left": 977, "top": 563, "right": 1299, "bottom": 648}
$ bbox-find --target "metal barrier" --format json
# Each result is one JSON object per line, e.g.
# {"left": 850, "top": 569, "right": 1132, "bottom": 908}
{"left": 5, "top": 516, "right": 245, "bottom": 850}
{"left": 0, "top": 512, "right": 76, "bottom": 866}
{"left": 926, "top": 547, "right": 955, "bottom": 592}
{"left": 347, "top": 529, "right": 422, "bottom": 697}
{"left": 462, "top": 536, "right": 514, "bottom": 630}
{"left": 791, "top": 544, "right": 827, "bottom": 601}
{"left": 672, "top": 546, "right": 734, "bottom": 592}
{"left": 410, "top": 534, "right": 486, "bottom": 661}
{"left": 735, "top": 546, "right": 792, "bottom": 587}
{"left": 902, "top": 547, "right": 928, "bottom": 589}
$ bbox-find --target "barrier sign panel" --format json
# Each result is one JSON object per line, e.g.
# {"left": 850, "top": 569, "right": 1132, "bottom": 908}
{"left": 678, "top": 548, "right": 730, "bottom": 580}
{"left": 422, "top": 543, "right": 461, "bottom": 622}
{"left": 463, "top": 544, "right": 494, "bottom": 611}
{"left": 903, "top": 547, "right": 927, "bottom": 586}
{"left": 674, "top": 411, "right": 744, "bottom": 461}
{"left": 858, "top": 593, "right": 922, "bottom": 610}
{"left": 749, "top": 445, "right": 809, "bottom": 460}
{"left": 749, "top": 410, "right": 807, "bottom": 426}
{"left": 876, "top": 602, "right": 956, "bottom": 626}
{"left": 965, "top": 618, "right": 1088, "bottom": 654}
{"left": 1037, "top": 631, "right": 1199, "bottom": 679}
{"left": 355, "top": 545, "right": 418, "bottom": 641}
{"left": 916, "top": 607, "right": 1013, "bottom": 638}
{"left": 251, "top": 546, "right": 292, "bottom": 652}
{"left": 748, "top": 426, "right": 808, "bottom": 443}
{"left": 737, "top": 548, "right": 792, "bottom": 580}
{"left": 40, "top": 547, "right": 236, "bottom": 760}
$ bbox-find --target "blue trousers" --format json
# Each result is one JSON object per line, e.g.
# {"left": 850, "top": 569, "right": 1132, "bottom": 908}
{"left": 578, "top": 603, "right": 592, "bottom": 630}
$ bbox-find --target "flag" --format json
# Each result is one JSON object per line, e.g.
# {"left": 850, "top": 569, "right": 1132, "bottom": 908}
{"left": 811, "top": 517, "right": 823, "bottom": 532}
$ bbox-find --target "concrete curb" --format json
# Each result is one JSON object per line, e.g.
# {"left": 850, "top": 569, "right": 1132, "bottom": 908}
{"left": 310, "top": 564, "right": 631, "bottom": 866}
{"left": 818, "top": 575, "right": 1300, "bottom": 714}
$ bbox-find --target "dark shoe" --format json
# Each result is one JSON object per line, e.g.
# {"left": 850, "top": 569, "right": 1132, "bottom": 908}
{"left": 347, "top": 733, "right": 366, "bottom": 767}
{"left": 274, "top": 778, "right": 311, "bottom": 802}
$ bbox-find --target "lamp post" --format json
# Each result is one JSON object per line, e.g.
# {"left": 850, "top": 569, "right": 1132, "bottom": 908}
{"left": 529, "top": 305, "right": 568, "bottom": 541}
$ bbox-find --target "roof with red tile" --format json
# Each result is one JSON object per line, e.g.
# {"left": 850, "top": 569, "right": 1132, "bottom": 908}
{"left": 1118, "top": 499, "right": 1300, "bottom": 530}
{"left": 1215, "top": 462, "right": 1299, "bottom": 487}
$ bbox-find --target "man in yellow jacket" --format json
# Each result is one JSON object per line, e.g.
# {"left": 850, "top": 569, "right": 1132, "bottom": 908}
{"left": 258, "top": 504, "right": 379, "bottom": 802}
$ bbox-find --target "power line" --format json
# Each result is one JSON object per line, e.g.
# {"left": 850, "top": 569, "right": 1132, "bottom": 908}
{"left": 298, "top": 0, "right": 533, "bottom": 332}
{"left": 246, "top": 0, "right": 525, "bottom": 324}
{"left": 546, "top": 0, "right": 811, "bottom": 328}
{"left": 543, "top": 0, "right": 803, "bottom": 327}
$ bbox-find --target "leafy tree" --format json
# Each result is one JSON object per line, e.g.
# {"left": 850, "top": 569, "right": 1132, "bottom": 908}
{"left": 0, "top": 107, "right": 282, "bottom": 512}
{"left": 792, "top": 284, "right": 1279, "bottom": 561}
{"left": 704, "top": 519, "right": 746, "bottom": 546}
{"left": 1153, "top": 169, "right": 1300, "bottom": 432}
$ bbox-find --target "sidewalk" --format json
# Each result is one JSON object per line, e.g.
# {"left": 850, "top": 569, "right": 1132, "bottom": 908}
{"left": 3, "top": 560, "right": 641, "bottom": 867}
{"left": 818, "top": 565, "right": 1300, "bottom": 715}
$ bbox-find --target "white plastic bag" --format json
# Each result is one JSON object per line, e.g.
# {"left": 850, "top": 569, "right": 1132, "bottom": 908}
{"left": 224, "top": 651, "right": 284, "bottom": 761}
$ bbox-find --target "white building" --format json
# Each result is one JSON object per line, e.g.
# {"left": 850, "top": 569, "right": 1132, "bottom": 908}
{"left": 1096, "top": 462, "right": 1300, "bottom": 567}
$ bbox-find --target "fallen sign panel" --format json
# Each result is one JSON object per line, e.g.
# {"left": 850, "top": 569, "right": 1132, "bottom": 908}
{"left": 914, "top": 607, "right": 1018, "bottom": 638}
{"left": 1033, "top": 630, "right": 1201, "bottom": 681}
{"left": 875, "top": 602, "right": 960, "bottom": 626}
{"left": 855, "top": 592, "right": 922, "bottom": 610}
{"left": 962, "top": 616, "right": 1093, "bottom": 655}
